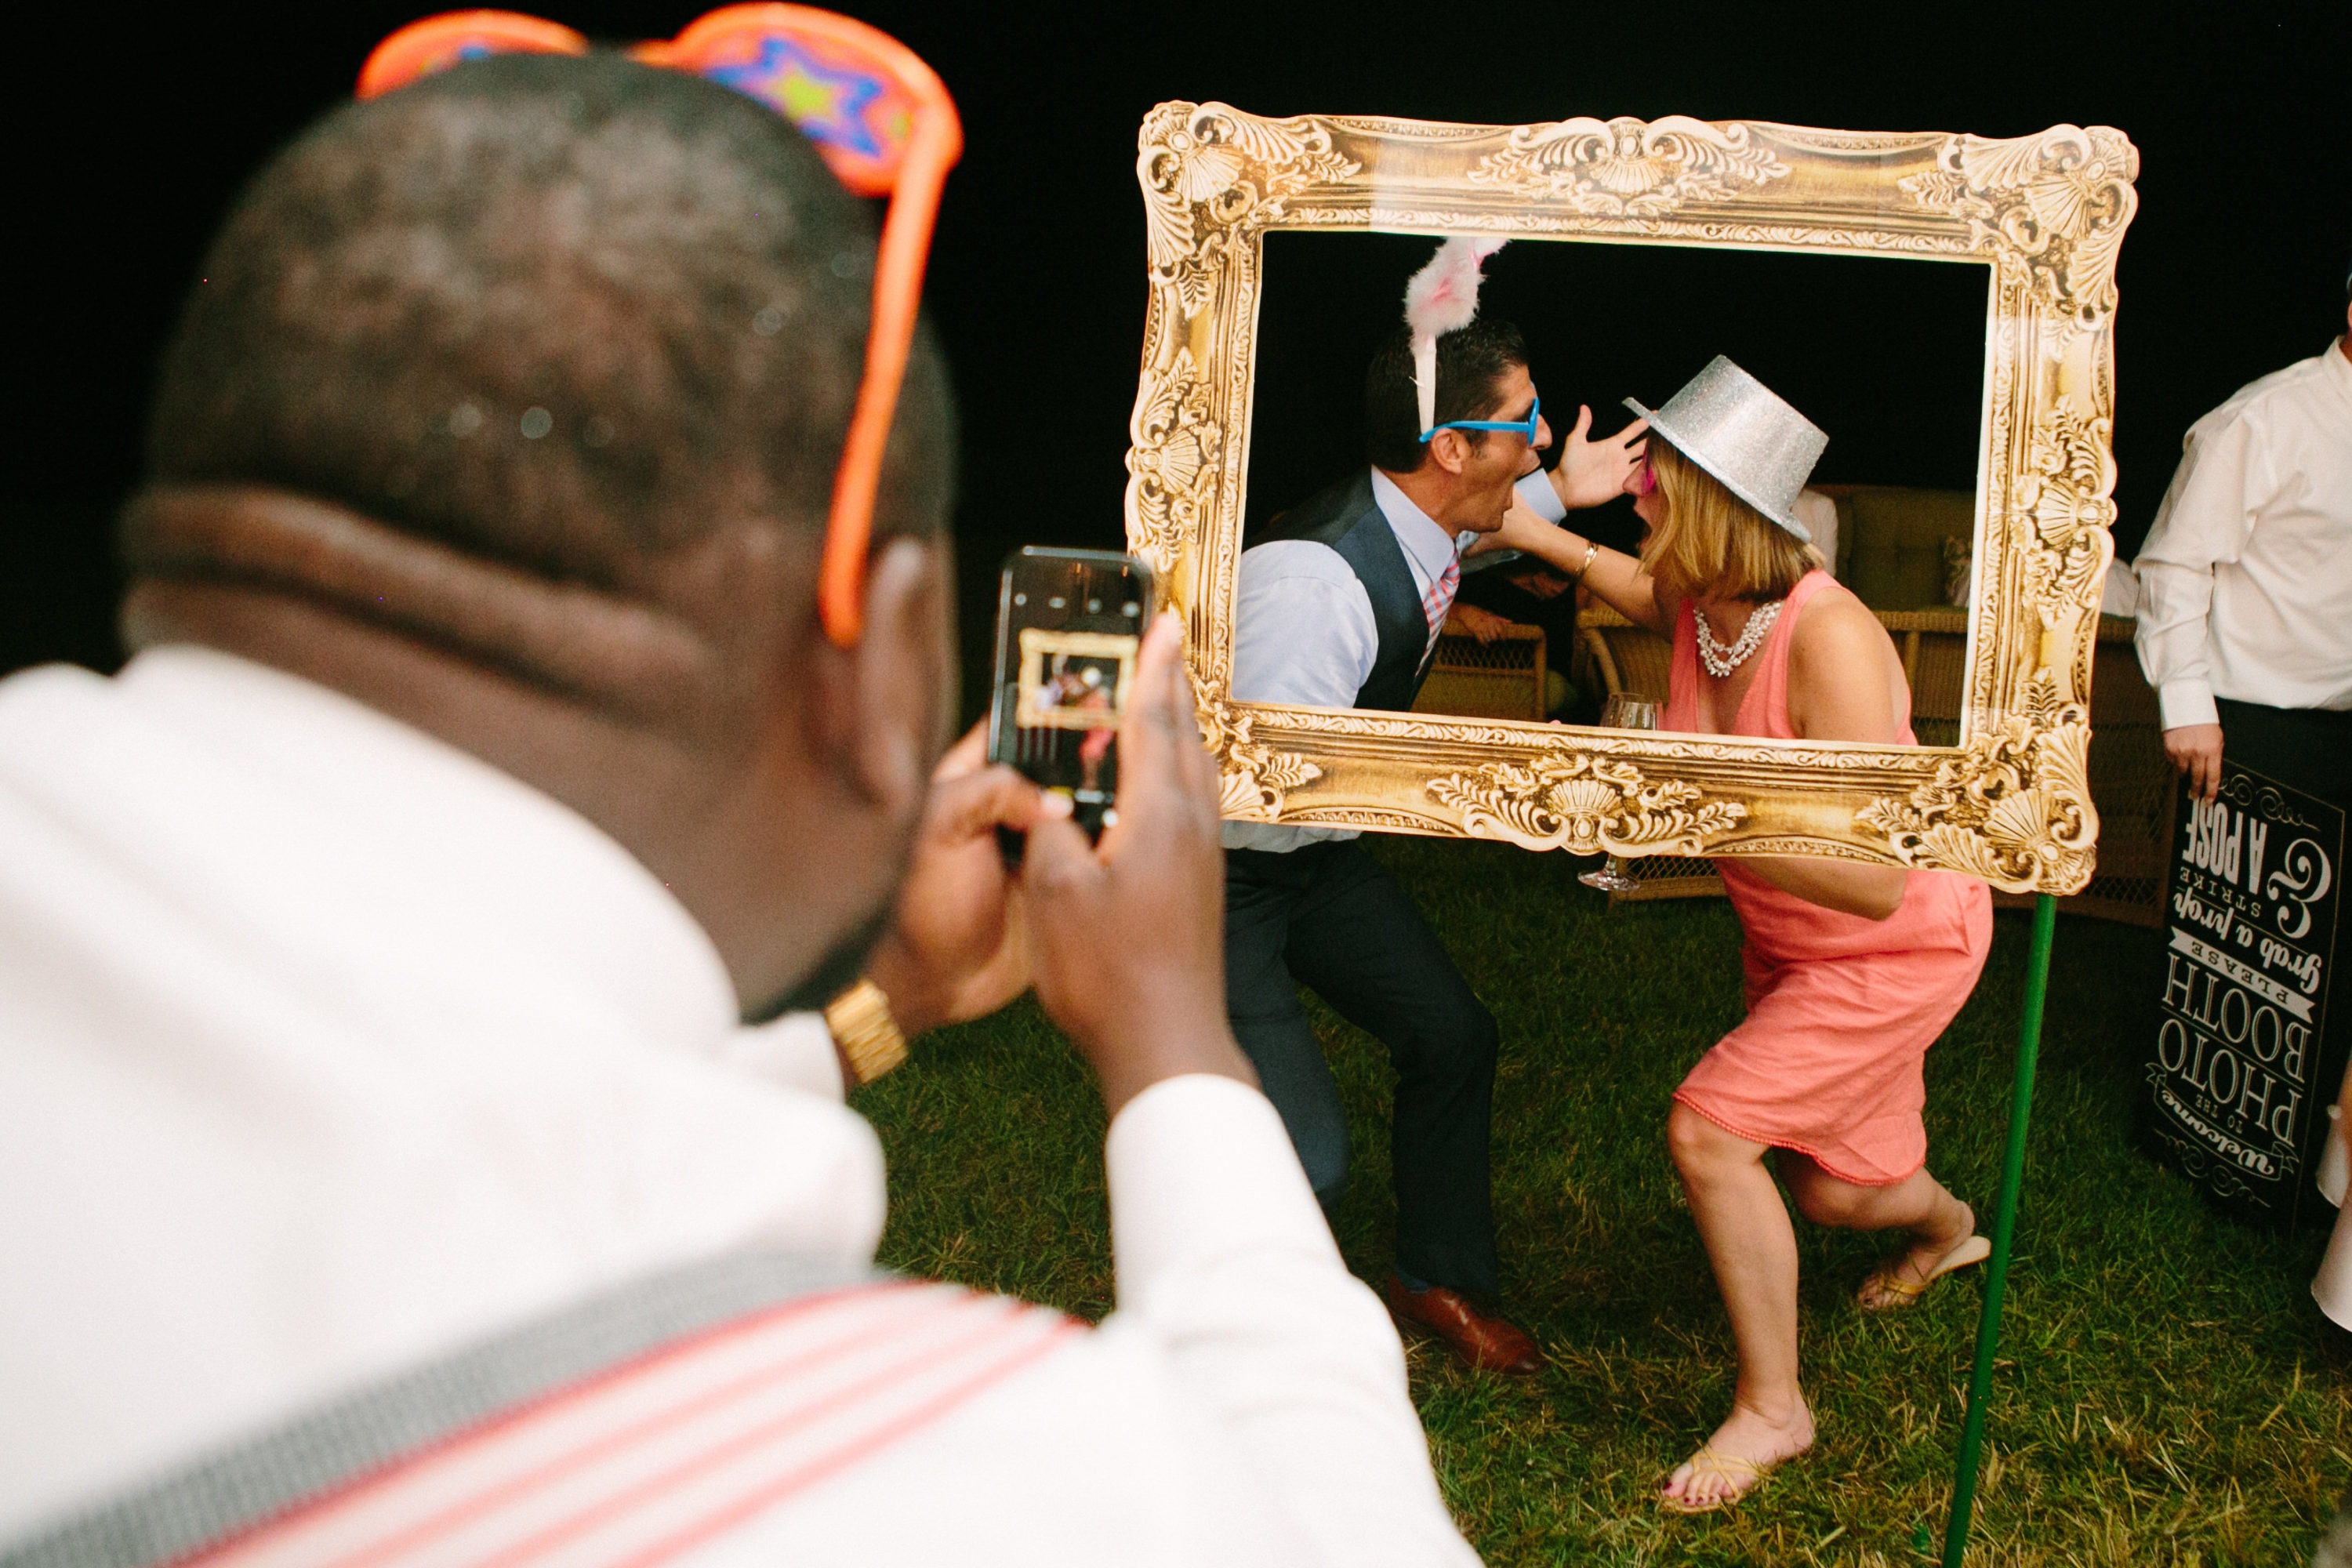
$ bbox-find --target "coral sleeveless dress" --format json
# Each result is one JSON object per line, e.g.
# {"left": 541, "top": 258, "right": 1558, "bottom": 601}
{"left": 1662, "top": 571, "right": 1993, "bottom": 1186}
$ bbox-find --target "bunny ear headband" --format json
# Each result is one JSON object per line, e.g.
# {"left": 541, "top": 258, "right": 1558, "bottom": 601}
{"left": 1403, "top": 237, "right": 1507, "bottom": 436}
{"left": 357, "top": 5, "right": 961, "bottom": 648}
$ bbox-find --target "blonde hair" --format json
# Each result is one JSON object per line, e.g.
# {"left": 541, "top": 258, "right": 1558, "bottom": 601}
{"left": 1639, "top": 441, "right": 1824, "bottom": 603}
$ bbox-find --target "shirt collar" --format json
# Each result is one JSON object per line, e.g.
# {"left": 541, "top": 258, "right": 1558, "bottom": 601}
{"left": 1367, "top": 467, "right": 1467, "bottom": 587}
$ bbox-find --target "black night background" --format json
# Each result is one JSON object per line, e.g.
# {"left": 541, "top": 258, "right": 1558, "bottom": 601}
{"left": 7, "top": 5, "right": 2347, "bottom": 691}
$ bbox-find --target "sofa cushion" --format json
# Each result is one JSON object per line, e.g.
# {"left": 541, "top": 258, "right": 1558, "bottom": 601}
{"left": 1835, "top": 487, "right": 1976, "bottom": 610}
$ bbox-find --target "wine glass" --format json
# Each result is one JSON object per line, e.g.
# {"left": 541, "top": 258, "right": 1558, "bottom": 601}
{"left": 1578, "top": 693, "right": 1660, "bottom": 893}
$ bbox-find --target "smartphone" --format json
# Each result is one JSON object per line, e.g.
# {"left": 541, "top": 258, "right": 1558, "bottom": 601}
{"left": 986, "top": 546, "right": 1156, "bottom": 858}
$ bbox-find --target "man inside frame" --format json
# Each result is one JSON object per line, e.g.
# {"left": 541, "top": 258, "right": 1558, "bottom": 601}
{"left": 0, "top": 45, "right": 1485, "bottom": 1568}
{"left": 1224, "top": 238, "right": 1644, "bottom": 1373}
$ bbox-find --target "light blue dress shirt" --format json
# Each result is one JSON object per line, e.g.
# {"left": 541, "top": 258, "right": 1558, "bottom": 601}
{"left": 1222, "top": 469, "right": 1565, "bottom": 851}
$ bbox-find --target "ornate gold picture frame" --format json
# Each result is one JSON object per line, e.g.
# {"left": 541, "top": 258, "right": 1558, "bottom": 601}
{"left": 1122, "top": 105, "right": 2138, "bottom": 894}
{"left": 1016, "top": 628, "right": 1137, "bottom": 729}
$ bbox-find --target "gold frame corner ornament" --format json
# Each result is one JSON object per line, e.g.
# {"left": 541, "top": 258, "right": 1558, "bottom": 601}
{"left": 1123, "top": 105, "right": 2136, "bottom": 896}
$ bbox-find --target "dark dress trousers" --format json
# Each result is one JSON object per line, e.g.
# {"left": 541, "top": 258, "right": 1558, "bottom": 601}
{"left": 2214, "top": 698, "right": 2352, "bottom": 1105}
{"left": 2214, "top": 699, "right": 2352, "bottom": 811}
{"left": 1225, "top": 471, "right": 1501, "bottom": 1294}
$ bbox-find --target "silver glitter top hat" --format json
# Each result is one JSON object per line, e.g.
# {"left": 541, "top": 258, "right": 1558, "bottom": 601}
{"left": 1624, "top": 356, "right": 1827, "bottom": 542}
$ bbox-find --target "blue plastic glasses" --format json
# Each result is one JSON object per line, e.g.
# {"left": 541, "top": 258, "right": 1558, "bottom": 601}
{"left": 1420, "top": 393, "right": 1541, "bottom": 445}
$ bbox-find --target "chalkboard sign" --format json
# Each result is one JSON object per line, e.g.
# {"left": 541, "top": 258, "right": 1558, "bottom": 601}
{"left": 2146, "top": 764, "right": 2345, "bottom": 1223}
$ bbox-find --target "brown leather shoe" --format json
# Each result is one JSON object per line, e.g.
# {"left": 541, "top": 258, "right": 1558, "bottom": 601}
{"left": 1385, "top": 1276, "right": 1543, "bottom": 1376}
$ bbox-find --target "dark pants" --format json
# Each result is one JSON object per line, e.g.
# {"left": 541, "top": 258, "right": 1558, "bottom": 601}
{"left": 1223, "top": 839, "right": 1501, "bottom": 1294}
{"left": 2216, "top": 699, "right": 2352, "bottom": 810}
{"left": 2219, "top": 699, "right": 2352, "bottom": 1192}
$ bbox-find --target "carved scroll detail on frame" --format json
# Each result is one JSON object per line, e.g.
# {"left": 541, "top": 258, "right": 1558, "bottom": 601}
{"left": 1468, "top": 117, "right": 1791, "bottom": 213}
{"left": 1428, "top": 751, "right": 1750, "bottom": 856}
{"left": 1857, "top": 677, "right": 2100, "bottom": 890}
{"left": 1123, "top": 104, "right": 2136, "bottom": 899}
{"left": 1896, "top": 125, "right": 2137, "bottom": 341}
{"left": 1138, "top": 103, "right": 1360, "bottom": 321}
{"left": 1198, "top": 694, "right": 1322, "bottom": 821}
{"left": 2019, "top": 405, "right": 2119, "bottom": 611}
{"left": 1126, "top": 347, "right": 1219, "bottom": 581}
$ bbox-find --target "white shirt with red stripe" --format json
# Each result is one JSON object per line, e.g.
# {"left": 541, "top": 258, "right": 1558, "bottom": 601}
{"left": 0, "top": 647, "right": 1477, "bottom": 1566}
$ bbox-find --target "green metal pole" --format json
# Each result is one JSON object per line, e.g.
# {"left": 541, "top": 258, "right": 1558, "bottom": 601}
{"left": 1941, "top": 892, "right": 2057, "bottom": 1568}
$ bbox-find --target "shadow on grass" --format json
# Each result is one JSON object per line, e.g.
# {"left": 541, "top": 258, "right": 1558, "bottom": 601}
{"left": 855, "top": 835, "right": 2350, "bottom": 1565}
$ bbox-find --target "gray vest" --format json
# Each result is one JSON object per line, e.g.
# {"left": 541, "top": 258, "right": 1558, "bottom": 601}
{"left": 1250, "top": 470, "right": 1438, "bottom": 713}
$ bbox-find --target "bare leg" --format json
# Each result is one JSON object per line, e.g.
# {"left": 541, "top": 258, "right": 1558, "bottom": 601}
{"left": 1780, "top": 1154, "right": 1976, "bottom": 1308}
{"left": 1661, "top": 1102, "right": 1816, "bottom": 1508}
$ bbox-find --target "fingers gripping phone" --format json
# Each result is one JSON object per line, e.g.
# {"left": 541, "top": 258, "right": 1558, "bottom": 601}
{"left": 987, "top": 547, "right": 1156, "bottom": 862}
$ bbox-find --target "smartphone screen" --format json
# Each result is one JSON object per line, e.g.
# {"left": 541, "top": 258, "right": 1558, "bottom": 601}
{"left": 986, "top": 547, "right": 1156, "bottom": 845}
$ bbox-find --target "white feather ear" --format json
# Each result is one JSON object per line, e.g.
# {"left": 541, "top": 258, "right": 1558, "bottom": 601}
{"left": 1411, "top": 336, "right": 1440, "bottom": 440}
{"left": 1403, "top": 238, "right": 1507, "bottom": 436}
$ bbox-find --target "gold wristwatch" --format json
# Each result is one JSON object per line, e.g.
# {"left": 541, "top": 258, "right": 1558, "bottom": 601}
{"left": 825, "top": 978, "right": 909, "bottom": 1085}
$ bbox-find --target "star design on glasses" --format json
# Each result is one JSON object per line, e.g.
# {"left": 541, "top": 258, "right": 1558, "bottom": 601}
{"left": 707, "top": 36, "right": 886, "bottom": 160}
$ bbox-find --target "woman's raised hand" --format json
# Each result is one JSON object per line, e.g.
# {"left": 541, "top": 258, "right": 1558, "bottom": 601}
{"left": 1551, "top": 405, "right": 1650, "bottom": 511}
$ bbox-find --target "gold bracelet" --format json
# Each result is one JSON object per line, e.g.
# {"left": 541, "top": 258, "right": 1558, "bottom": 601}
{"left": 1573, "top": 539, "right": 1601, "bottom": 581}
{"left": 826, "top": 978, "right": 909, "bottom": 1085}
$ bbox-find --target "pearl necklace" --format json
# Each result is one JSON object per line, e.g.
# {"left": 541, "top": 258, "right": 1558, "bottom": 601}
{"left": 1695, "top": 599, "right": 1783, "bottom": 678}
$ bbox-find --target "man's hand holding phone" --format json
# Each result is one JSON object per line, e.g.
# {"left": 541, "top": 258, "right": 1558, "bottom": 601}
{"left": 862, "top": 727, "right": 1059, "bottom": 1037}
{"left": 864, "top": 612, "right": 1253, "bottom": 1116}
{"left": 1022, "top": 612, "right": 1257, "bottom": 1116}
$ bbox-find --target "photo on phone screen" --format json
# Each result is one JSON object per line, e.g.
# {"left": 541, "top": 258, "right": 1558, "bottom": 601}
{"left": 988, "top": 547, "right": 1154, "bottom": 848}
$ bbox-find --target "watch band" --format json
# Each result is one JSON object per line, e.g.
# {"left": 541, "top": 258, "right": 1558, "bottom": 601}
{"left": 1573, "top": 539, "right": 1602, "bottom": 582}
{"left": 825, "top": 978, "right": 909, "bottom": 1085}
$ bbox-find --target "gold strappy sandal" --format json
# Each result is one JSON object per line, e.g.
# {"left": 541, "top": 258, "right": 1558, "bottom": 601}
{"left": 1661, "top": 1444, "right": 1769, "bottom": 1514}
{"left": 1858, "top": 1232, "right": 1992, "bottom": 1311}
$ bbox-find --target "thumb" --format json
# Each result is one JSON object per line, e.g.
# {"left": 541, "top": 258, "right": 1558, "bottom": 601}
{"left": 927, "top": 762, "right": 1050, "bottom": 843}
{"left": 1021, "top": 806, "right": 1102, "bottom": 902}
{"left": 931, "top": 720, "right": 989, "bottom": 782}
{"left": 1570, "top": 404, "right": 1594, "bottom": 441}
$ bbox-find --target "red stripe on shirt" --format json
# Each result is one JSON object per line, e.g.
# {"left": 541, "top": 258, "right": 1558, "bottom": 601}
{"left": 309, "top": 1283, "right": 971, "bottom": 1568}
{"left": 186, "top": 1284, "right": 1081, "bottom": 1568}
{"left": 459, "top": 1301, "right": 1064, "bottom": 1568}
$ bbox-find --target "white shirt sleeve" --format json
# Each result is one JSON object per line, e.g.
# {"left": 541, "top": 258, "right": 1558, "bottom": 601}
{"left": 1094, "top": 1076, "right": 1472, "bottom": 1563}
{"left": 1230, "top": 542, "right": 1379, "bottom": 709}
{"left": 716, "top": 1011, "right": 844, "bottom": 1102}
{"left": 2135, "top": 412, "right": 2262, "bottom": 731}
{"left": 1514, "top": 470, "right": 1567, "bottom": 524}
{"left": 1791, "top": 489, "right": 1838, "bottom": 572}
{"left": 709, "top": 1078, "right": 1476, "bottom": 1567}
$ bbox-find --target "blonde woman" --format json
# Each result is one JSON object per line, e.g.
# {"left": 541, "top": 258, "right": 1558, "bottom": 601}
{"left": 1493, "top": 359, "right": 1993, "bottom": 1512}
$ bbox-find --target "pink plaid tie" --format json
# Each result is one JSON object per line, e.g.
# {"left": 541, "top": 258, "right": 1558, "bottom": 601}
{"left": 1421, "top": 557, "right": 1461, "bottom": 665}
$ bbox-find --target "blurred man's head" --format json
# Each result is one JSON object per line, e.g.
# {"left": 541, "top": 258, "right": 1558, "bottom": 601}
{"left": 1363, "top": 319, "right": 1549, "bottom": 536}
{"left": 125, "top": 51, "right": 960, "bottom": 1016}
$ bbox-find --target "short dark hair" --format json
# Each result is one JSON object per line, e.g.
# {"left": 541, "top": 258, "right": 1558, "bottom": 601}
{"left": 1363, "top": 318, "right": 1527, "bottom": 473}
{"left": 142, "top": 51, "right": 953, "bottom": 593}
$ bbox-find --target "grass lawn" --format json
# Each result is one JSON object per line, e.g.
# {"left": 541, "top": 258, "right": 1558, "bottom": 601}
{"left": 853, "top": 834, "right": 2351, "bottom": 1565}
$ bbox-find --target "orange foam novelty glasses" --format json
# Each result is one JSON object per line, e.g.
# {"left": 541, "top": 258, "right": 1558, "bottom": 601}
{"left": 358, "top": 5, "right": 962, "bottom": 647}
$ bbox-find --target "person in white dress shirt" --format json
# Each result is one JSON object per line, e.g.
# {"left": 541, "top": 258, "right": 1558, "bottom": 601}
{"left": 1221, "top": 316, "right": 1644, "bottom": 1374}
{"left": 0, "top": 52, "right": 1479, "bottom": 1568}
{"left": 2132, "top": 271, "right": 2352, "bottom": 1341}
{"left": 2132, "top": 274, "right": 2352, "bottom": 808}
